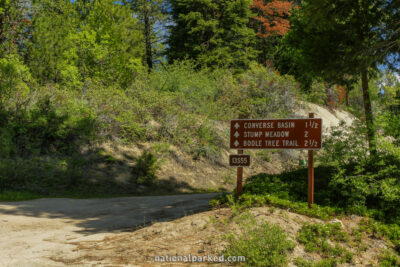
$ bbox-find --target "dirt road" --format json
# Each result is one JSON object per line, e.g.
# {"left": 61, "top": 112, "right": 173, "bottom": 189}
{"left": 0, "top": 193, "right": 219, "bottom": 267}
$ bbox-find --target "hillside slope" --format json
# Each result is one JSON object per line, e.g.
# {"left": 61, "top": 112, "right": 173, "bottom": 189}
{"left": 90, "top": 102, "right": 355, "bottom": 192}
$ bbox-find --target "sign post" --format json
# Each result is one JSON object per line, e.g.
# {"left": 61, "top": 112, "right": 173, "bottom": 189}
{"left": 236, "top": 149, "right": 244, "bottom": 198}
{"left": 229, "top": 116, "right": 322, "bottom": 206}
{"left": 308, "top": 113, "right": 315, "bottom": 208}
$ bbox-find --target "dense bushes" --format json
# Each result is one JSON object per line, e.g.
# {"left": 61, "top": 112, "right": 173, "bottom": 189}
{"left": 378, "top": 112, "right": 400, "bottom": 146}
{"left": 0, "top": 94, "right": 97, "bottom": 192}
{"left": 2, "top": 97, "right": 96, "bottom": 157}
{"left": 238, "top": 63, "right": 299, "bottom": 118}
{"left": 242, "top": 121, "right": 400, "bottom": 224}
{"left": 30, "top": 62, "right": 298, "bottom": 154}
{"left": 243, "top": 167, "right": 336, "bottom": 203}
{"left": 0, "top": 55, "right": 33, "bottom": 107}
{"left": 0, "top": 61, "right": 301, "bottom": 193}
{"left": 320, "top": 122, "right": 400, "bottom": 222}
{"left": 0, "top": 155, "right": 87, "bottom": 193}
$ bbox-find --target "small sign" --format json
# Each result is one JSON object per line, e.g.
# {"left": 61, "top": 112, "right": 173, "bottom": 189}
{"left": 230, "top": 118, "right": 322, "bottom": 150}
{"left": 229, "top": 154, "right": 251, "bottom": 167}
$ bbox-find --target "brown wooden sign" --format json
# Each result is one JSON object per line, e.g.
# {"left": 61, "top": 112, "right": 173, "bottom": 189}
{"left": 229, "top": 154, "right": 251, "bottom": 167}
{"left": 230, "top": 118, "right": 322, "bottom": 150}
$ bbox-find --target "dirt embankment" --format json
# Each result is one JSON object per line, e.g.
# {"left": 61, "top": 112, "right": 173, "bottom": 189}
{"left": 71, "top": 207, "right": 388, "bottom": 267}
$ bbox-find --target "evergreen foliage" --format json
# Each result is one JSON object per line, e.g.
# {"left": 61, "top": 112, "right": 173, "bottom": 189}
{"left": 28, "top": 0, "right": 143, "bottom": 87}
{"left": 167, "top": 0, "right": 257, "bottom": 69}
{"left": 122, "top": 0, "right": 168, "bottom": 70}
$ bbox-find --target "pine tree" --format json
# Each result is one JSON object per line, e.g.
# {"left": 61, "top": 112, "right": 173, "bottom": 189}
{"left": 122, "top": 0, "right": 168, "bottom": 71}
{"left": 28, "top": 0, "right": 78, "bottom": 84}
{"left": 167, "top": 0, "right": 257, "bottom": 69}
{"left": 0, "top": 0, "right": 29, "bottom": 52}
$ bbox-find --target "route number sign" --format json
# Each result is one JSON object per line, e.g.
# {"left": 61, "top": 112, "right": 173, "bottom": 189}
{"left": 229, "top": 154, "right": 250, "bottom": 167}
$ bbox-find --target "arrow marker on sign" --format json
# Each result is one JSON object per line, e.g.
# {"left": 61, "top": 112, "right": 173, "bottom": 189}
{"left": 234, "top": 131, "right": 240, "bottom": 138}
{"left": 234, "top": 140, "right": 239, "bottom": 147}
{"left": 234, "top": 123, "right": 240, "bottom": 129}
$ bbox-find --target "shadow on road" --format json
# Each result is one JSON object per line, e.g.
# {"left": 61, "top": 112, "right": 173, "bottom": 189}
{"left": 0, "top": 193, "right": 220, "bottom": 234}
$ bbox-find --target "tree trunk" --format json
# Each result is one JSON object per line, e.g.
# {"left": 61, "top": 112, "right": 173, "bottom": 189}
{"left": 144, "top": 3, "right": 153, "bottom": 71}
{"left": 361, "top": 68, "right": 376, "bottom": 157}
{"left": 345, "top": 85, "right": 350, "bottom": 106}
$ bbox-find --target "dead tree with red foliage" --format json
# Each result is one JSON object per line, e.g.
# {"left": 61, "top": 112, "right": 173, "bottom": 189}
{"left": 252, "top": 0, "right": 293, "bottom": 37}
{"left": 251, "top": 0, "right": 293, "bottom": 65}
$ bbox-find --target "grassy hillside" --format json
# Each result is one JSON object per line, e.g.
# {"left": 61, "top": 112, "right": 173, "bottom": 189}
{"left": 0, "top": 62, "right": 302, "bottom": 197}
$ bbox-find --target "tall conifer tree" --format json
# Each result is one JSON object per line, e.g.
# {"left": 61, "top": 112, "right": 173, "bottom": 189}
{"left": 122, "top": 0, "right": 168, "bottom": 71}
{"left": 167, "top": 0, "right": 257, "bottom": 69}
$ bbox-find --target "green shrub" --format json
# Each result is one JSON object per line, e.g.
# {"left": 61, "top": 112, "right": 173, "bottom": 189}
{"left": 189, "top": 123, "right": 223, "bottom": 162}
{"left": 0, "top": 95, "right": 96, "bottom": 157}
{"left": 224, "top": 213, "right": 295, "bottom": 267}
{"left": 131, "top": 151, "right": 159, "bottom": 186}
{"left": 358, "top": 219, "right": 400, "bottom": 252}
{"left": 297, "top": 223, "right": 353, "bottom": 263}
{"left": 319, "top": 122, "right": 400, "bottom": 222}
{"left": 0, "top": 54, "right": 32, "bottom": 107}
{"left": 304, "top": 80, "right": 329, "bottom": 105}
{"left": 239, "top": 63, "right": 299, "bottom": 118}
{"left": 319, "top": 121, "right": 369, "bottom": 167}
{"left": 378, "top": 250, "right": 400, "bottom": 267}
{"left": 243, "top": 166, "right": 336, "bottom": 205}
{"left": 377, "top": 111, "right": 400, "bottom": 146}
